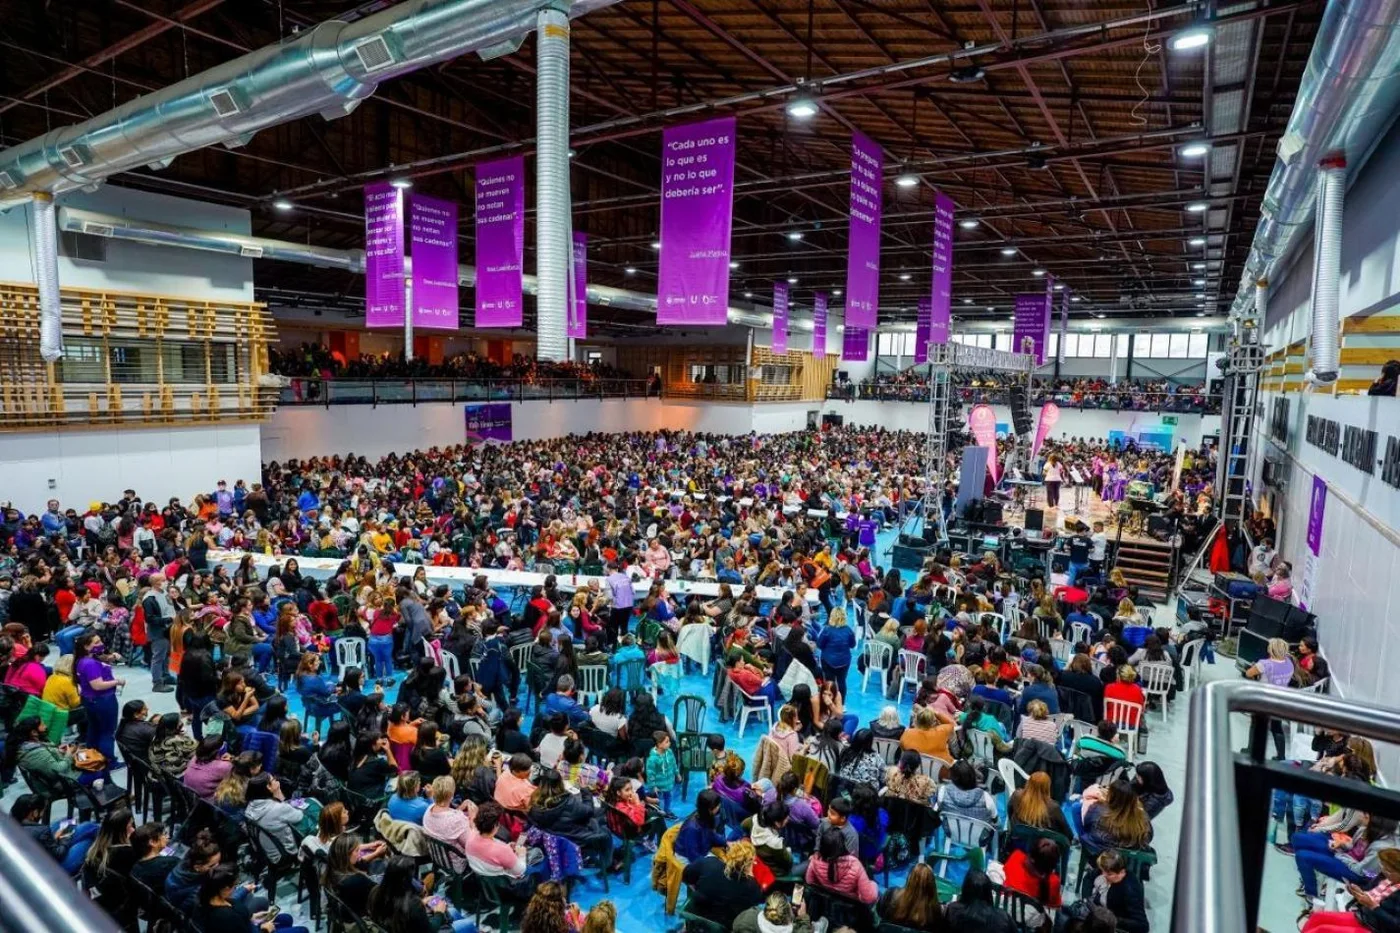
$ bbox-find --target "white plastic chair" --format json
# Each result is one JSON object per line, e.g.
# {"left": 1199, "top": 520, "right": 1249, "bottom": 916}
{"left": 509, "top": 642, "right": 533, "bottom": 676}
{"left": 1087, "top": 611, "right": 1105, "bottom": 632}
{"left": 1036, "top": 617, "right": 1059, "bottom": 641}
{"left": 1049, "top": 638, "right": 1072, "bottom": 666}
{"left": 978, "top": 612, "right": 1006, "bottom": 640}
{"left": 861, "top": 640, "right": 895, "bottom": 695}
{"left": 1069, "top": 621, "right": 1093, "bottom": 645}
{"left": 1178, "top": 638, "right": 1205, "bottom": 692}
{"left": 421, "top": 638, "right": 443, "bottom": 666}
{"left": 918, "top": 754, "right": 946, "bottom": 783}
{"left": 935, "top": 813, "right": 998, "bottom": 877}
{"left": 335, "top": 637, "right": 366, "bottom": 672}
{"left": 577, "top": 664, "right": 609, "bottom": 706}
{"left": 1067, "top": 719, "right": 1098, "bottom": 749}
{"left": 737, "top": 688, "right": 773, "bottom": 739}
{"left": 649, "top": 660, "right": 681, "bottom": 700}
{"left": 1105, "top": 697, "right": 1145, "bottom": 761}
{"left": 873, "top": 736, "right": 901, "bottom": 765}
{"left": 440, "top": 651, "right": 460, "bottom": 682}
{"left": 998, "top": 756, "right": 1031, "bottom": 796}
{"left": 898, "top": 649, "right": 928, "bottom": 701}
{"left": 968, "top": 729, "right": 997, "bottom": 767}
{"left": 1139, "top": 662, "right": 1175, "bottom": 721}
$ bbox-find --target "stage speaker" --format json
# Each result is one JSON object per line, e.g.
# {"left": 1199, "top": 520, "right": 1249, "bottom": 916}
{"left": 981, "top": 500, "right": 1004, "bottom": 525}
{"left": 822, "top": 413, "right": 844, "bottom": 427}
{"left": 1009, "top": 385, "right": 1033, "bottom": 435}
{"left": 1025, "top": 508, "right": 1044, "bottom": 532}
{"left": 891, "top": 543, "right": 930, "bottom": 572}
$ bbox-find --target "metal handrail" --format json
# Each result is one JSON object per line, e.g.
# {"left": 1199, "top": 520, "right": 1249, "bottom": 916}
{"left": 0, "top": 812, "right": 119, "bottom": 933}
{"left": 278, "top": 376, "right": 655, "bottom": 407}
{"left": 1175, "top": 680, "right": 1400, "bottom": 933}
{"left": 826, "top": 384, "right": 1223, "bottom": 413}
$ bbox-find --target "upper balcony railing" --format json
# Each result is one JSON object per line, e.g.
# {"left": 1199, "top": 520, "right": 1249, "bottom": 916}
{"left": 826, "top": 383, "right": 1223, "bottom": 414}
{"left": 278, "top": 376, "right": 656, "bottom": 406}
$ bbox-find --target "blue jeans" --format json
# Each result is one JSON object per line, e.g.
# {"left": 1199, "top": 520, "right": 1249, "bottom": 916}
{"left": 1292, "top": 831, "right": 1366, "bottom": 897}
{"left": 251, "top": 642, "right": 273, "bottom": 673}
{"left": 55, "top": 820, "right": 100, "bottom": 874}
{"left": 369, "top": 636, "right": 395, "bottom": 681}
{"left": 84, "top": 692, "right": 119, "bottom": 761}
{"left": 1271, "top": 784, "right": 1324, "bottom": 829}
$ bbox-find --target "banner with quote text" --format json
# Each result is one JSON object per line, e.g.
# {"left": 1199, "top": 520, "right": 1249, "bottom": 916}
{"left": 657, "top": 117, "right": 737, "bottom": 325}
{"left": 813, "top": 293, "right": 828, "bottom": 357}
{"left": 570, "top": 233, "right": 588, "bottom": 339}
{"left": 364, "top": 182, "right": 405, "bottom": 327}
{"left": 845, "top": 133, "right": 883, "bottom": 330}
{"left": 409, "top": 194, "right": 458, "bottom": 330}
{"left": 474, "top": 156, "right": 525, "bottom": 328}
{"left": 772, "top": 281, "right": 790, "bottom": 353}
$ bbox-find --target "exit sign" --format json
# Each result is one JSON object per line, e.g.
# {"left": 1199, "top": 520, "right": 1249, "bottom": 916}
{"left": 1162, "top": 415, "right": 1179, "bottom": 425}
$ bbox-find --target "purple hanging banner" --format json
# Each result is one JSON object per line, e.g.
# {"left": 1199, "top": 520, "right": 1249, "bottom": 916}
{"left": 842, "top": 325, "right": 869, "bottom": 361}
{"left": 1014, "top": 291, "right": 1052, "bottom": 364}
{"left": 771, "top": 281, "right": 790, "bottom": 353}
{"left": 408, "top": 194, "right": 459, "bottom": 330}
{"left": 930, "top": 190, "right": 954, "bottom": 346}
{"left": 570, "top": 233, "right": 588, "bottom": 339}
{"left": 845, "top": 132, "right": 883, "bottom": 330}
{"left": 915, "top": 298, "right": 932, "bottom": 365}
{"left": 474, "top": 156, "right": 525, "bottom": 328}
{"left": 364, "top": 182, "right": 405, "bottom": 328}
{"left": 813, "top": 293, "right": 828, "bottom": 357}
{"left": 657, "top": 116, "right": 737, "bottom": 325}
{"left": 464, "top": 403, "right": 513, "bottom": 443}
{"left": 1058, "top": 287, "right": 1070, "bottom": 364}
{"left": 1299, "top": 474, "right": 1328, "bottom": 610}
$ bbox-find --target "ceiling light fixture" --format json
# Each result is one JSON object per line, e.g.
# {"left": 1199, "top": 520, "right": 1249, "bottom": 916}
{"left": 273, "top": 199, "right": 294, "bottom": 211}
{"left": 787, "top": 231, "right": 805, "bottom": 241}
{"left": 899, "top": 273, "right": 912, "bottom": 281}
{"left": 786, "top": 96, "right": 818, "bottom": 119}
{"left": 1189, "top": 237, "right": 1207, "bottom": 246}
{"left": 948, "top": 64, "right": 986, "bottom": 84}
{"left": 1001, "top": 247, "right": 1017, "bottom": 256}
{"left": 895, "top": 172, "right": 919, "bottom": 188}
{"left": 1179, "top": 142, "right": 1210, "bottom": 158}
{"left": 1195, "top": 293, "right": 1206, "bottom": 299}
{"left": 1170, "top": 26, "right": 1212, "bottom": 51}
{"left": 1070, "top": 296, "right": 1082, "bottom": 303}
{"left": 624, "top": 267, "right": 637, "bottom": 275}
{"left": 744, "top": 291, "right": 753, "bottom": 298}
{"left": 1192, "top": 262, "right": 1207, "bottom": 270}
{"left": 1186, "top": 201, "right": 1210, "bottom": 213}
{"left": 986, "top": 306, "right": 996, "bottom": 312}
{"left": 1197, "top": 311, "right": 1206, "bottom": 316}
{"left": 389, "top": 178, "right": 412, "bottom": 190}
{"left": 1193, "top": 278, "right": 1206, "bottom": 286}
{"left": 651, "top": 241, "right": 662, "bottom": 250}
{"left": 1095, "top": 313, "right": 1107, "bottom": 319}
{"left": 730, "top": 261, "right": 740, "bottom": 269}
{"left": 787, "top": 277, "right": 798, "bottom": 284}
{"left": 1053, "top": 283, "right": 1065, "bottom": 291}
{"left": 959, "top": 218, "right": 980, "bottom": 230}
{"left": 1032, "top": 268, "right": 1046, "bottom": 277}
{"left": 963, "top": 298, "right": 974, "bottom": 305}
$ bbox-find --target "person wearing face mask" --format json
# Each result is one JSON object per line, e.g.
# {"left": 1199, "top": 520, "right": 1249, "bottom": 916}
{"left": 73, "top": 632, "right": 124, "bottom": 761}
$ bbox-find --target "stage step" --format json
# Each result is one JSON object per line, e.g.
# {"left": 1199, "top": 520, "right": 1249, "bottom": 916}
{"left": 1113, "top": 538, "right": 1178, "bottom": 599}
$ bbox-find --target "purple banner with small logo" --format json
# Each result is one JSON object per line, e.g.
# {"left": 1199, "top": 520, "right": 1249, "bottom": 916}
{"left": 915, "top": 298, "right": 932, "bottom": 365}
{"left": 1014, "top": 291, "right": 1052, "bottom": 364}
{"left": 813, "top": 293, "right": 828, "bottom": 357}
{"left": 771, "top": 281, "right": 790, "bottom": 353}
{"left": 657, "top": 116, "right": 737, "bottom": 325}
{"left": 1299, "top": 474, "right": 1328, "bottom": 610}
{"left": 1058, "top": 287, "right": 1070, "bottom": 364}
{"left": 842, "top": 325, "right": 869, "bottom": 361}
{"left": 464, "top": 402, "right": 513, "bottom": 443}
{"left": 930, "top": 189, "right": 954, "bottom": 346}
{"left": 845, "top": 132, "right": 883, "bottom": 330}
{"left": 474, "top": 156, "right": 525, "bottom": 328}
{"left": 364, "top": 182, "right": 405, "bottom": 328}
{"left": 570, "top": 232, "right": 588, "bottom": 340}
{"left": 408, "top": 194, "right": 458, "bottom": 330}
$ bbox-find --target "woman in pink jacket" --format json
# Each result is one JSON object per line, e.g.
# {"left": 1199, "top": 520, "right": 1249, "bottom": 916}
{"left": 805, "top": 826, "right": 878, "bottom": 905}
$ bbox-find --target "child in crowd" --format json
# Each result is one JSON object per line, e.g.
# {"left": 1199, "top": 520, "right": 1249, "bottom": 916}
{"left": 645, "top": 731, "right": 678, "bottom": 818}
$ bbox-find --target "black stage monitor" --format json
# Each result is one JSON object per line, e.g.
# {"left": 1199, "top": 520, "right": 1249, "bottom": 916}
{"left": 1025, "top": 508, "right": 1044, "bottom": 533}
{"left": 1245, "top": 594, "right": 1316, "bottom": 644}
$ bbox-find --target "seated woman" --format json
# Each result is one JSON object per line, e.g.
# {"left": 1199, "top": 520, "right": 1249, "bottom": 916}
{"left": 527, "top": 768, "right": 613, "bottom": 867}
{"left": 885, "top": 749, "right": 936, "bottom": 803}
{"left": 1016, "top": 699, "right": 1062, "bottom": 745}
{"left": 769, "top": 771, "right": 821, "bottom": 852}
{"left": 1132, "top": 761, "right": 1175, "bottom": 820}
{"left": 935, "top": 760, "right": 998, "bottom": 832}
{"left": 150, "top": 712, "right": 199, "bottom": 777}
{"left": 835, "top": 728, "right": 887, "bottom": 788}
{"left": 682, "top": 841, "right": 766, "bottom": 929}
{"left": 900, "top": 706, "right": 958, "bottom": 764}
{"left": 1293, "top": 812, "right": 1400, "bottom": 905}
{"left": 366, "top": 855, "right": 474, "bottom": 933}
{"left": 196, "top": 864, "right": 309, "bottom": 933}
{"left": 876, "top": 862, "right": 946, "bottom": 932}
{"left": 1300, "top": 847, "right": 1400, "bottom": 933}
{"left": 386, "top": 771, "right": 430, "bottom": 824}
{"left": 712, "top": 753, "right": 760, "bottom": 817}
{"left": 1008, "top": 771, "right": 1074, "bottom": 839}
{"left": 1002, "top": 838, "right": 1064, "bottom": 914}
{"left": 870, "top": 705, "right": 906, "bottom": 741}
{"left": 944, "top": 870, "right": 1016, "bottom": 933}
{"left": 749, "top": 800, "right": 794, "bottom": 876}
{"left": 804, "top": 825, "right": 878, "bottom": 905}
{"left": 847, "top": 784, "right": 889, "bottom": 865}
{"left": 675, "top": 789, "right": 728, "bottom": 862}
{"left": 1080, "top": 779, "right": 1153, "bottom": 852}
{"left": 1103, "top": 664, "right": 1146, "bottom": 729}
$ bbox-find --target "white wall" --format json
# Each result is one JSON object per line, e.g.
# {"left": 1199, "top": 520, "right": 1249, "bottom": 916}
{"left": 0, "top": 185, "right": 254, "bottom": 301}
{"left": 821, "top": 398, "right": 1221, "bottom": 446}
{"left": 0, "top": 423, "right": 262, "bottom": 514}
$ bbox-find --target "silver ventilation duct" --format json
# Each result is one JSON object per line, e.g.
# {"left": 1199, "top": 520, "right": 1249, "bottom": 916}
{"left": 32, "top": 193, "right": 64, "bottom": 362}
{"left": 1308, "top": 158, "right": 1346, "bottom": 384}
{"left": 58, "top": 206, "right": 820, "bottom": 333}
{"left": 1230, "top": 0, "right": 1400, "bottom": 318}
{"left": 0, "top": 0, "right": 619, "bottom": 208}
{"left": 534, "top": 3, "right": 572, "bottom": 361}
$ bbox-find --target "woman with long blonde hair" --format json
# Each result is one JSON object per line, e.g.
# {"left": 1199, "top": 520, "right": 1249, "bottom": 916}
{"left": 877, "top": 862, "right": 947, "bottom": 932}
{"left": 1008, "top": 771, "right": 1073, "bottom": 838}
{"left": 520, "top": 881, "right": 571, "bottom": 933}
{"left": 1083, "top": 778, "right": 1153, "bottom": 850}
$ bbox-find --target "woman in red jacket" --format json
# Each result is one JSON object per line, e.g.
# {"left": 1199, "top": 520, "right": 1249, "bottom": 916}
{"left": 1002, "top": 838, "right": 1063, "bottom": 912}
{"left": 1103, "top": 664, "right": 1147, "bottom": 728}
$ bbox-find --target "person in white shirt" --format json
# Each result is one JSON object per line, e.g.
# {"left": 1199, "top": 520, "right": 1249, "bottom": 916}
{"left": 1089, "top": 521, "right": 1109, "bottom": 575}
{"left": 1249, "top": 539, "right": 1277, "bottom": 578}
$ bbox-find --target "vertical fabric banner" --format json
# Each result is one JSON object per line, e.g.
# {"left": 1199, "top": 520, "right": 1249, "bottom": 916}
{"left": 771, "top": 281, "right": 790, "bottom": 354}
{"left": 569, "top": 233, "right": 588, "bottom": 339}
{"left": 969, "top": 404, "right": 1000, "bottom": 482}
{"left": 930, "top": 190, "right": 954, "bottom": 345}
{"left": 1058, "top": 287, "right": 1070, "bottom": 364}
{"left": 464, "top": 403, "right": 513, "bottom": 443}
{"left": 915, "top": 298, "right": 932, "bottom": 365}
{"left": 1014, "top": 293, "right": 1052, "bottom": 364}
{"left": 812, "top": 293, "right": 828, "bottom": 357}
{"left": 1299, "top": 474, "right": 1328, "bottom": 610}
{"left": 842, "top": 326, "right": 869, "bottom": 361}
{"left": 364, "top": 182, "right": 405, "bottom": 327}
{"left": 1031, "top": 402, "right": 1061, "bottom": 461}
{"left": 474, "top": 156, "right": 525, "bottom": 327}
{"left": 845, "top": 132, "right": 883, "bottom": 330}
{"left": 408, "top": 194, "right": 459, "bottom": 330}
{"left": 657, "top": 116, "right": 737, "bottom": 325}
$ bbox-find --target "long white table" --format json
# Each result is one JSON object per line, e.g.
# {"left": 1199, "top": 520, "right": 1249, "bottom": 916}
{"left": 207, "top": 550, "right": 818, "bottom": 604}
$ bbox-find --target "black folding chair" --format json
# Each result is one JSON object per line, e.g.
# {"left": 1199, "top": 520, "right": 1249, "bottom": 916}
{"left": 245, "top": 820, "right": 300, "bottom": 898}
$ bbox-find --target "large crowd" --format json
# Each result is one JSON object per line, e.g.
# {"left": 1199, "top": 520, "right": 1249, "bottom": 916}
{"left": 835, "top": 374, "right": 1220, "bottom": 413}
{"left": 0, "top": 424, "right": 1362, "bottom": 933}
{"left": 270, "top": 345, "right": 631, "bottom": 383}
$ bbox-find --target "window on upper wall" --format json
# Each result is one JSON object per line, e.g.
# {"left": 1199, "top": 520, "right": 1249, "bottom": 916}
{"left": 877, "top": 332, "right": 896, "bottom": 356}
{"left": 1093, "top": 334, "right": 1113, "bottom": 358}
{"left": 1168, "top": 333, "right": 1190, "bottom": 358}
{"left": 1188, "top": 333, "right": 1209, "bottom": 358}
{"left": 1116, "top": 334, "right": 1131, "bottom": 358}
{"left": 585, "top": 350, "right": 603, "bottom": 364}
{"left": 1150, "top": 333, "right": 1170, "bottom": 358}
{"left": 1047, "top": 333, "right": 1059, "bottom": 358}
{"left": 994, "top": 333, "right": 1011, "bottom": 352}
